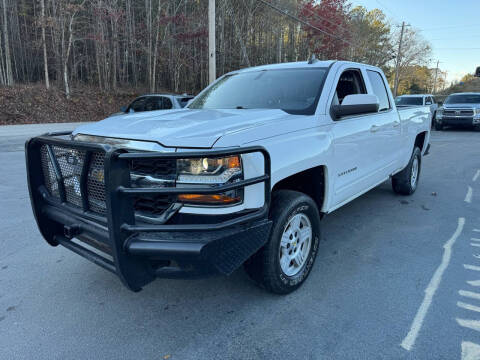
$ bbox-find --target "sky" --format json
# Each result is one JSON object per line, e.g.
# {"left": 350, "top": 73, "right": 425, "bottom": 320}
{"left": 350, "top": 0, "right": 480, "bottom": 83}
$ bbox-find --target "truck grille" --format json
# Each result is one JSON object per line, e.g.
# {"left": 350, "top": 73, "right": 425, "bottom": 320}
{"left": 130, "top": 158, "right": 177, "bottom": 219}
{"left": 40, "top": 145, "right": 106, "bottom": 213}
{"left": 443, "top": 109, "right": 474, "bottom": 116}
{"left": 40, "top": 145, "right": 176, "bottom": 219}
{"left": 87, "top": 152, "right": 108, "bottom": 214}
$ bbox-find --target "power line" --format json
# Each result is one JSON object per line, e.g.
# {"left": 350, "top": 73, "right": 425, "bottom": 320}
{"left": 374, "top": 0, "right": 399, "bottom": 20}
{"left": 257, "top": 0, "right": 361, "bottom": 50}
{"left": 418, "top": 24, "right": 480, "bottom": 31}
{"left": 435, "top": 48, "right": 480, "bottom": 50}
{"left": 430, "top": 36, "right": 480, "bottom": 41}
{"left": 297, "top": 2, "right": 354, "bottom": 38}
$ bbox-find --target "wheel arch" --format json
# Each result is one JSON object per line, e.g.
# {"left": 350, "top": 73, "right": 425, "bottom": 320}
{"left": 414, "top": 131, "right": 428, "bottom": 153}
{"left": 271, "top": 165, "right": 328, "bottom": 214}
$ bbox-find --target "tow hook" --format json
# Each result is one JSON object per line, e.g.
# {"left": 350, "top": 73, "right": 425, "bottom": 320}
{"left": 64, "top": 224, "right": 81, "bottom": 239}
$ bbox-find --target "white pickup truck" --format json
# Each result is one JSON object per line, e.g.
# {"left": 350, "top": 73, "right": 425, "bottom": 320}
{"left": 26, "top": 60, "right": 430, "bottom": 294}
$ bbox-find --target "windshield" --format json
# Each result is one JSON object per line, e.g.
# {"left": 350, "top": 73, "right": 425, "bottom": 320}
{"left": 188, "top": 68, "right": 328, "bottom": 115}
{"left": 445, "top": 94, "right": 480, "bottom": 104}
{"left": 395, "top": 96, "right": 423, "bottom": 106}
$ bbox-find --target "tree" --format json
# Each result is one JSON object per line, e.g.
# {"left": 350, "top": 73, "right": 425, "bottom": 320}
{"left": 300, "top": 0, "right": 351, "bottom": 59}
{"left": 40, "top": 0, "right": 50, "bottom": 89}
{"left": 2, "top": 0, "right": 13, "bottom": 85}
{"left": 348, "top": 6, "right": 393, "bottom": 70}
{"left": 392, "top": 28, "right": 431, "bottom": 97}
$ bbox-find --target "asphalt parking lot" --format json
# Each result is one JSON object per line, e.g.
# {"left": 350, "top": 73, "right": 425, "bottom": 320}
{"left": 1, "top": 124, "right": 479, "bottom": 360}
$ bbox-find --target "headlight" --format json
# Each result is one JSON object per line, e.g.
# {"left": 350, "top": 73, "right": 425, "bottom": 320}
{"left": 176, "top": 156, "right": 243, "bottom": 206}
{"left": 130, "top": 155, "right": 244, "bottom": 206}
{"left": 177, "top": 156, "right": 241, "bottom": 184}
{"left": 436, "top": 108, "right": 443, "bottom": 118}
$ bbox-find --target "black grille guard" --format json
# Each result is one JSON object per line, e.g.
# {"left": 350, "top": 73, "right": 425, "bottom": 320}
{"left": 25, "top": 132, "right": 271, "bottom": 291}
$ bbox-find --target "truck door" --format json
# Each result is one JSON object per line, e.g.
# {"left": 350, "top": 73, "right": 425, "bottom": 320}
{"left": 365, "top": 69, "right": 402, "bottom": 174}
{"left": 330, "top": 67, "right": 384, "bottom": 207}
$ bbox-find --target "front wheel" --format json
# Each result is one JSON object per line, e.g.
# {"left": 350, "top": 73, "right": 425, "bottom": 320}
{"left": 392, "top": 147, "right": 421, "bottom": 195}
{"left": 244, "top": 190, "right": 321, "bottom": 294}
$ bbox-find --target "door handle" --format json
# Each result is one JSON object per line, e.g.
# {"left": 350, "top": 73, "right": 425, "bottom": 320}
{"left": 370, "top": 125, "right": 380, "bottom": 132}
{"left": 393, "top": 120, "right": 400, "bottom": 127}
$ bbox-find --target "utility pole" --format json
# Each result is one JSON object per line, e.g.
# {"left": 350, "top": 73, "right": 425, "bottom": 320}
{"left": 40, "top": 0, "right": 50, "bottom": 90}
{"left": 432, "top": 60, "right": 440, "bottom": 94}
{"left": 393, "top": 21, "right": 406, "bottom": 97}
{"left": 208, "top": 0, "right": 216, "bottom": 84}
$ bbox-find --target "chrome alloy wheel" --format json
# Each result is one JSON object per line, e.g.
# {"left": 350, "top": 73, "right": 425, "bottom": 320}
{"left": 411, "top": 156, "right": 419, "bottom": 188}
{"left": 279, "top": 213, "right": 312, "bottom": 277}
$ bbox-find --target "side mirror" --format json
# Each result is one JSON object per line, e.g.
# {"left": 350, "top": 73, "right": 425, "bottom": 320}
{"left": 331, "top": 94, "right": 379, "bottom": 119}
{"left": 120, "top": 106, "right": 127, "bottom": 113}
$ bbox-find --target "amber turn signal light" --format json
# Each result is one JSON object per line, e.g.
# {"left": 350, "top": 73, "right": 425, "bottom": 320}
{"left": 178, "top": 193, "right": 240, "bottom": 205}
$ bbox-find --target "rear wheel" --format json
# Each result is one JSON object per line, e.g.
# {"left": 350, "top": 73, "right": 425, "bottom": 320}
{"left": 392, "top": 147, "right": 421, "bottom": 195}
{"left": 244, "top": 190, "right": 321, "bottom": 294}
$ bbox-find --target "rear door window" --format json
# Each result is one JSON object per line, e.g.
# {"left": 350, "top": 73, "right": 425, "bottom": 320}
{"left": 366, "top": 70, "right": 391, "bottom": 111}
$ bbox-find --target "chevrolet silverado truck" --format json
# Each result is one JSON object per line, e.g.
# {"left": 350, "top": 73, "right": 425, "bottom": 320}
{"left": 395, "top": 94, "right": 438, "bottom": 126}
{"left": 26, "top": 60, "right": 430, "bottom": 294}
{"left": 435, "top": 92, "right": 480, "bottom": 130}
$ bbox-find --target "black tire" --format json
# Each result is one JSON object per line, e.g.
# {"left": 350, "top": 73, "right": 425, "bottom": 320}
{"left": 392, "top": 147, "right": 421, "bottom": 195}
{"left": 244, "top": 190, "right": 321, "bottom": 294}
{"left": 434, "top": 122, "right": 443, "bottom": 131}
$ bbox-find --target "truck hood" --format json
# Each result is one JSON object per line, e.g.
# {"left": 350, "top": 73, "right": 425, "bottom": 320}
{"left": 443, "top": 104, "right": 478, "bottom": 109}
{"left": 73, "top": 109, "right": 296, "bottom": 148}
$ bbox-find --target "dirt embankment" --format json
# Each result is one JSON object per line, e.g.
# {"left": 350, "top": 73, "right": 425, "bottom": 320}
{"left": 0, "top": 84, "right": 140, "bottom": 125}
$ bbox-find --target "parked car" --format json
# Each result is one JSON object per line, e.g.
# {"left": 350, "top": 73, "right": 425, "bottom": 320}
{"left": 25, "top": 60, "right": 430, "bottom": 294}
{"left": 435, "top": 92, "right": 480, "bottom": 130}
{"left": 395, "top": 94, "right": 438, "bottom": 126}
{"left": 111, "top": 94, "right": 194, "bottom": 116}
{"left": 475, "top": 67, "right": 480, "bottom": 77}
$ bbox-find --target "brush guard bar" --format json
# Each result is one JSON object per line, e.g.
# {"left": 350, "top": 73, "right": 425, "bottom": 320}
{"left": 26, "top": 132, "right": 272, "bottom": 291}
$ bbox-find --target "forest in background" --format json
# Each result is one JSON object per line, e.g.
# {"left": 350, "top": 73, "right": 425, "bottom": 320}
{"left": 0, "top": 0, "right": 452, "bottom": 124}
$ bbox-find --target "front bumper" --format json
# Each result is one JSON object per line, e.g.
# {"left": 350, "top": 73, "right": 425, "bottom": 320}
{"left": 26, "top": 133, "right": 272, "bottom": 291}
{"left": 438, "top": 116, "right": 478, "bottom": 127}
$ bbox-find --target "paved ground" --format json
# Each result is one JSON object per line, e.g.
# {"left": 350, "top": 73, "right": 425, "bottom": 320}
{"left": 1, "top": 124, "right": 479, "bottom": 359}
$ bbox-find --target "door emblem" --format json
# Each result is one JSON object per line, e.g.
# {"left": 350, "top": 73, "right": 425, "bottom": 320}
{"left": 338, "top": 167, "right": 357, "bottom": 177}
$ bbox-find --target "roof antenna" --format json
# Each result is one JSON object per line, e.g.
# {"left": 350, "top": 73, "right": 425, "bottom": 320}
{"left": 308, "top": 54, "right": 318, "bottom": 64}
